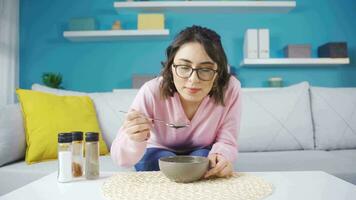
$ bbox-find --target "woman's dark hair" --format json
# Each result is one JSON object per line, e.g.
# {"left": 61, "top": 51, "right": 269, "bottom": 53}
{"left": 160, "top": 25, "right": 231, "bottom": 105}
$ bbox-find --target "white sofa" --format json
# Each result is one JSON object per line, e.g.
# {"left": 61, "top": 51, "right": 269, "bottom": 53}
{"left": 1, "top": 82, "right": 355, "bottom": 196}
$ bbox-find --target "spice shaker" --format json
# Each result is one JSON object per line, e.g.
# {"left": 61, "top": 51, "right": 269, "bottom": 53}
{"left": 85, "top": 132, "right": 100, "bottom": 180}
{"left": 72, "top": 131, "right": 83, "bottom": 177}
{"left": 58, "top": 133, "right": 72, "bottom": 183}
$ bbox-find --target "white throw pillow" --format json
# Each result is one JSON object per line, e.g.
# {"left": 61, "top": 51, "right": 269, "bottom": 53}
{"left": 0, "top": 104, "right": 26, "bottom": 166}
{"left": 239, "top": 82, "right": 314, "bottom": 152}
{"left": 310, "top": 87, "right": 356, "bottom": 150}
{"left": 31, "top": 84, "right": 138, "bottom": 148}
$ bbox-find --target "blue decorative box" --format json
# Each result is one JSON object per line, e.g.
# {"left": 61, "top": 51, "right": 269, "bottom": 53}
{"left": 68, "top": 18, "right": 97, "bottom": 31}
{"left": 318, "top": 42, "right": 348, "bottom": 58}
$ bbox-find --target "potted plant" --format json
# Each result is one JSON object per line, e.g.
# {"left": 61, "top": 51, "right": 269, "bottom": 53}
{"left": 42, "top": 72, "right": 64, "bottom": 89}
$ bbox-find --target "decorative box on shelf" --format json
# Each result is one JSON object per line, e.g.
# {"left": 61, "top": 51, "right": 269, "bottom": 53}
{"left": 68, "top": 17, "right": 97, "bottom": 31}
{"left": 284, "top": 44, "right": 311, "bottom": 58}
{"left": 318, "top": 42, "right": 348, "bottom": 58}
{"left": 137, "top": 13, "right": 165, "bottom": 30}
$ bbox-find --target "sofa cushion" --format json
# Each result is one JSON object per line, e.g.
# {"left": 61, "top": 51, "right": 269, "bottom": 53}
{"left": 112, "top": 89, "right": 140, "bottom": 122}
{"left": 115, "top": 82, "right": 314, "bottom": 152}
{"left": 34, "top": 83, "right": 315, "bottom": 153}
{"left": 239, "top": 82, "right": 314, "bottom": 152}
{"left": 310, "top": 87, "right": 356, "bottom": 150}
{"left": 31, "top": 84, "right": 138, "bottom": 148}
{"left": 16, "top": 89, "right": 108, "bottom": 164}
{"left": 327, "top": 149, "right": 356, "bottom": 161}
{"left": 235, "top": 150, "right": 356, "bottom": 185}
{"left": 0, "top": 104, "right": 26, "bottom": 166}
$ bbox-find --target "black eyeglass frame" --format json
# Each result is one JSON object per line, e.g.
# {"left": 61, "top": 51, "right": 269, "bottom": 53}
{"left": 172, "top": 64, "right": 218, "bottom": 81}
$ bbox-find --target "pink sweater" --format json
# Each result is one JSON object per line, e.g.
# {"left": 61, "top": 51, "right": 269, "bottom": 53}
{"left": 111, "top": 76, "right": 242, "bottom": 167}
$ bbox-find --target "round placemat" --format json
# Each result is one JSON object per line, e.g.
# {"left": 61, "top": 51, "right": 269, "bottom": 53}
{"left": 102, "top": 172, "right": 273, "bottom": 200}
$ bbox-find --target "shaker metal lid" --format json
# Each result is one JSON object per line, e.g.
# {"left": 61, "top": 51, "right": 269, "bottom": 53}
{"left": 72, "top": 131, "right": 83, "bottom": 141}
{"left": 58, "top": 133, "right": 73, "bottom": 143}
{"left": 85, "top": 132, "right": 99, "bottom": 142}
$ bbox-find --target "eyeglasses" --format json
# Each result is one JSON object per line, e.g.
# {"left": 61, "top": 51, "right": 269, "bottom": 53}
{"left": 172, "top": 64, "right": 217, "bottom": 81}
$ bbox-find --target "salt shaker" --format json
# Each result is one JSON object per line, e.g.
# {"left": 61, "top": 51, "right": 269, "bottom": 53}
{"left": 58, "top": 133, "right": 72, "bottom": 183}
{"left": 72, "top": 131, "right": 83, "bottom": 177}
{"left": 85, "top": 132, "right": 100, "bottom": 180}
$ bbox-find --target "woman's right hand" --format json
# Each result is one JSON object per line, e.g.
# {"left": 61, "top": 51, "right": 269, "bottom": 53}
{"left": 122, "top": 110, "right": 153, "bottom": 142}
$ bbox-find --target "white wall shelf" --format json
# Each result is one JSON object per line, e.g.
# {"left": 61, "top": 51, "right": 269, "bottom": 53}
{"left": 114, "top": 1, "right": 296, "bottom": 13}
{"left": 240, "top": 58, "right": 350, "bottom": 67}
{"left": 63, "top": 29, "right": 170, "bottom": 42}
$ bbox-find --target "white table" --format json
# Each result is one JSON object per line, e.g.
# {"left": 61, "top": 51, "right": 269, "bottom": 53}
{"left": 1, "top": 171, "right": 355, "bottom": 200}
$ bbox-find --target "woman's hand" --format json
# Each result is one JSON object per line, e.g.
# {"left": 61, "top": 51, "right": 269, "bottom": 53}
{"left": 204, "top": 153, "right": 233, "bottom": 178}
{"left": 122, "top": 110, "right": 152, "bottom": 142}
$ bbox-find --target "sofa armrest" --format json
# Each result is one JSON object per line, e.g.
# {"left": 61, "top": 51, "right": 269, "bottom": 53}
{"left": 0, "top": 104, "right": 26, "bottom": 166}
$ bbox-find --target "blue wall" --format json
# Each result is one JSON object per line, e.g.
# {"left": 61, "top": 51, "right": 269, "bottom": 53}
{"left": 20, "top": 0, "right": 356, "bottom": 91}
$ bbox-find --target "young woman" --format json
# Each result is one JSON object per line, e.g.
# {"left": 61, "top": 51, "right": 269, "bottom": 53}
{"left": 111, "top": 25, "right": 241, "bottom": 178}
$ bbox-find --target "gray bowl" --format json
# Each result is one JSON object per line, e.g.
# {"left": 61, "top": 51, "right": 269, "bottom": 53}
{"left": 159, "top": 156, "right": 209, "bottom": 183}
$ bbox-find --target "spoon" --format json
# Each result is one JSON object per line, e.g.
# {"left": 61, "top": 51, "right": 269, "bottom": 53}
{"left": 118, "top": 110, "right": 189, "bottom": 129}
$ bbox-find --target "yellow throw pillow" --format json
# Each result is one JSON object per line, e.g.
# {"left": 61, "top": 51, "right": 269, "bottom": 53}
{"left": 16, "top": 89, "right": 108, "bottom": 164}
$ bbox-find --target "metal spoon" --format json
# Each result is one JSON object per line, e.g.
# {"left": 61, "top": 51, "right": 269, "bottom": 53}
{"left": 118, "top": 110, "right": 189, "bottom": 129}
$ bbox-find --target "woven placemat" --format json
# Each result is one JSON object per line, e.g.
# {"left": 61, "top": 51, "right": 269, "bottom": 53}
{"left": 102, "top": 172, "right": 273, "bottom": 200}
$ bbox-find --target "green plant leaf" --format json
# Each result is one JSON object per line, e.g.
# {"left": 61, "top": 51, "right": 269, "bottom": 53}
{"left": 42, "top": 72, "right": 63, "bottom": 89}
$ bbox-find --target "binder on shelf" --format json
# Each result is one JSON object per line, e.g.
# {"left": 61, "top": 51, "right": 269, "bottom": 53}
{"left": 243, "top": 29, "right": 258, "bottom": 59}
{"left": 258, "top": 29, "right": 270, "bottom": 58}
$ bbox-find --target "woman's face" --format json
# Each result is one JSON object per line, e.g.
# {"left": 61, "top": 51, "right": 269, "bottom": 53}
{"left": 172, "top": 42, "right": 218, "bottom": 104}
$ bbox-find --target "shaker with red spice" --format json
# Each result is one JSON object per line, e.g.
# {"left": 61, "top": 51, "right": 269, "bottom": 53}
{"left": 72, "top": 131, "right": 83, "bottom": 177}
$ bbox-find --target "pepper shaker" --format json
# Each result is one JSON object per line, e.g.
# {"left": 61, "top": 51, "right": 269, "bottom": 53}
{"left": 85, "top": 132, "right": 100, "bottom": 180}
{"left": 72, "top": 131, "right": 83, "bottom": 177}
